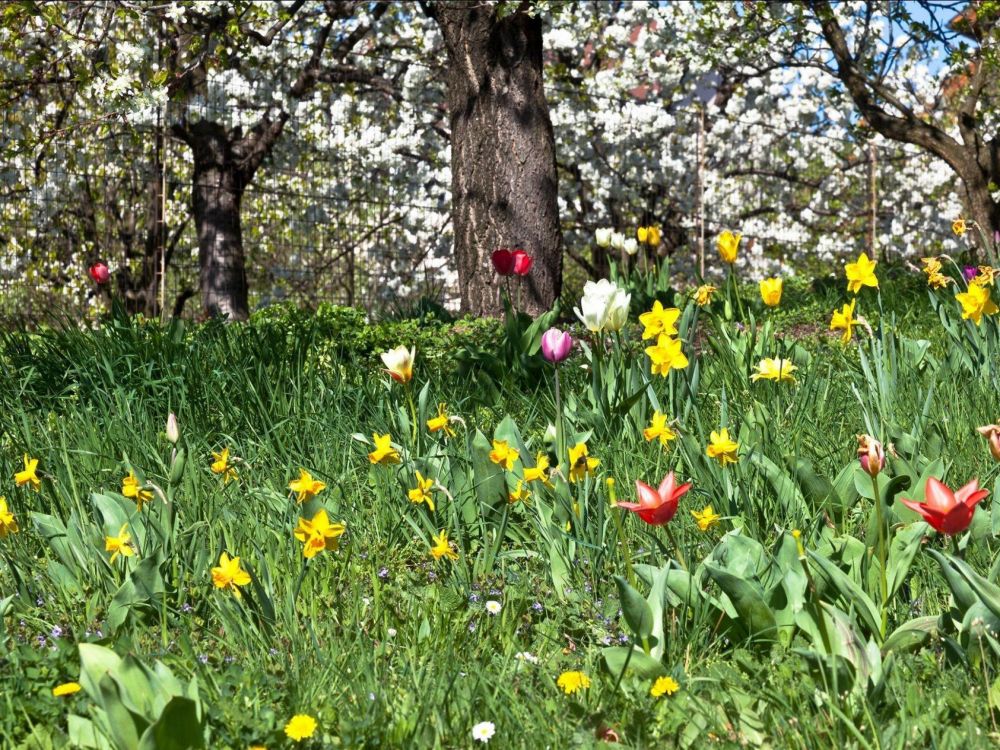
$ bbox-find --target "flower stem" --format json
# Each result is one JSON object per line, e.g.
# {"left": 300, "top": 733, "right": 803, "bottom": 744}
{"left": 406, "top": 384, "right": 418, "bottom": 446}
{"left": 665, "top": 524, "right": 688, "bottom": 571}
{"left": 871, "top": 471, "right": 888, "bottom": 636}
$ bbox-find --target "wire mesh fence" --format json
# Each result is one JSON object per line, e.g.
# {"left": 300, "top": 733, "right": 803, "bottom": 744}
{"left": 0, "top": 86, "right": 959, "bottom": 328}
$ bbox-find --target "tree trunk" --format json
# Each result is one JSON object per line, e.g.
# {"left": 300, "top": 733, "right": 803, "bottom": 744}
{"left": 432, "top": 3, "right": 562, "bottom": 317}
{"left": 187, "top": 122, "right": 250, "bottom": 321}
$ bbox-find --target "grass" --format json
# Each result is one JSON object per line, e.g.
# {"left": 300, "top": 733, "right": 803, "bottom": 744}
{"left": 1, "top": 274, "right": 999, "bottom": 749}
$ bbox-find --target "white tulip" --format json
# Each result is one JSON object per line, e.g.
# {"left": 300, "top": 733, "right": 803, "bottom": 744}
{"left": 623, "top": 238, "right": 639, "bottom": 256}
{"left": 604, "top": 288, "right": 631, "bottom": 331}
{"left": 610, "top": 231, "right": 626, "bottom": 251}
{"left": 594, "top": 227, "right": 612, "bottom": 247}
{"left": 574, "top": 279, "right": 630, "bottom": 333}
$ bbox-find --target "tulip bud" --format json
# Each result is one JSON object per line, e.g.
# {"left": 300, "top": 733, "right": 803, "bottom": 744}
{"left": 977, "top": 424, "right": 1000, "bottom": 461}
{"left": 594, "top": 228, "right": 612, "bottom": 248}
{"left": 857, "top": 434, "right": 884, "bottom": 477}
{"left": 89, "top": 262, "right": 110, "bottom": 285}
{"left": 610, "top": 232, "right": 625, "bottom": 251}
{"left": 541, "top": 328, "right": 573, "bottom": 363}
{"left": 166, "top": 412, "right": 180, "bottom": 444}
{"left": 622, "top": 238, "right": 639, "bottom": 256}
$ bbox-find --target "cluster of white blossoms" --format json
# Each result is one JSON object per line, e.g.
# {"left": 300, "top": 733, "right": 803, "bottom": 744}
{"left": 0, "top": 1, "right": 978, "bottom": 320}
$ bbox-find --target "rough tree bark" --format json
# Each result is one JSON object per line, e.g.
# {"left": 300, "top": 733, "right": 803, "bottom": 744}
{"left": 427, "top": 1, "right": 562, "bottom": 317}
{"left": 811, "top": 0, "right": 1000, "bottom": 239}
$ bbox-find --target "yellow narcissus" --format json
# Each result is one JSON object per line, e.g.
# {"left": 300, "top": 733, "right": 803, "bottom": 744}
{"left": 955, "top": 283, "right": 999, "bottom": 325}
{"left": 211, "top": 552, "right": 251, "bottom": 597}
{"left": 645, "top": 335, "right": 688, "bottom": 377}
{"left": 294, "top": 509, "right": 345, "bottom": 559}
{"left": 750, "top": 358, "right": 797, "bottom": 383}
{"left": 829, "top": 299, "right": 857, "bottom": 344}
{"left": 368, "top": 433, "right": 401, "bottom": 465}
{"left": 706, "top": 429, "right": 739, "bottom": 467}
{"left": 845, "top": 252, "right": 878, "bottom": 294}
{"left": 638, "top": 300, "right": 680, "bottom": 340}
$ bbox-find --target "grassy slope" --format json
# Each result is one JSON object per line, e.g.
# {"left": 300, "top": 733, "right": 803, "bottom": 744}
{"left": 0, "top": 277, "right": 998, "bottom": 749}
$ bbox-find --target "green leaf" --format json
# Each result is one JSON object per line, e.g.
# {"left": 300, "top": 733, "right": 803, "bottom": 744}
{"left": 601, "top": 646, "right": 666, "bottom": 680}
{"left": 704, "top": 563, "right": 777, "bottom": 641}
{"left": 882, "top": 616, "right": 939, "bottom": 655}
{"left": 138, "top": 696, "right": 205, "bottom": 750}
{"left": 615, "top": 576, "right": 653, "bottom": 639}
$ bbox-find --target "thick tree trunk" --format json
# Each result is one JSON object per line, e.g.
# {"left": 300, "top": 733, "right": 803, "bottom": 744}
{"left": 187, "top": 122, "right": 250, "bottom": 321}
{"left": 432, "top": 3, "right": 562, "bottom": 317}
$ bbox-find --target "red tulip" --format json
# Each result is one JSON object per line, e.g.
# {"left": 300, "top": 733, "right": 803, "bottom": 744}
{"left": 511, "top": 249, "right": 532, "bottom": 275}
{"left": 900, "top": 476, "right": 989, "bottom": 535}
{"left": 491, "top": 248, "right": 533, "bottom": 276}
{"left": 89, "top": 262, "right": 110, "bottom": 285}
{"left": 617, "top": 471, "right": 691, "bottom": 525}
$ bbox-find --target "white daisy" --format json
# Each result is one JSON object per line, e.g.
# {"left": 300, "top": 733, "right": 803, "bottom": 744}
{"left": 472, "top": 721, "right": 496, "bottom": 743}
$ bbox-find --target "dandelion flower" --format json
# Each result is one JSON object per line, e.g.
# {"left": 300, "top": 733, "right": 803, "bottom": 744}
{"left": 51, "top": 682, "right": 82, "bottom": 697}
{"left": 650, "top": 675, "right": 680, "bottom": 698}
{"left": 557, "top": 670, "right": 591, "bottom": 695}
{"left": 284, "top": 714, "right": 317, "bottom": 742}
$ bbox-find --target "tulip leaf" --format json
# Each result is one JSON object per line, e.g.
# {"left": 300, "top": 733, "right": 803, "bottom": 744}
{"left": 470, "top": 429, "right": 507, "bottom": 519}
{"left": 138, "top": 696, "right": 205, "bottom": 750}
{"left": 926, "top": 548, "right": 979, "bottom": 616}
{"left": 993, "top": 475, "right": 1000, "bottom": 538}
{"left": 704, "top": 564, "right": 777, "bottom": 642}
{"left": 806, "top": 551, "right": 882, "bottom": 641}
{"left": 601, "top": 646, "right": 666, "bottom": 681}
{"left": 882, "top": 616, "right": 939, "bottom": 655}
{"left": 615, "top": 576, "right": 653, "bottom": 640}
{"left": 942, "top": 552, "right": 1000, "bottom": 622}
{"left": 750, "top": 452, "right": 807, "bottom": 518}
{"left": 886, "top": 522, "right": 928, "bottom": 601}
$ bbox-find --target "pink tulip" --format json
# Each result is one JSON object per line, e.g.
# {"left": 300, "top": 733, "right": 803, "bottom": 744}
{"left": 541, "top": 328, "right": 573, "bottom": 363}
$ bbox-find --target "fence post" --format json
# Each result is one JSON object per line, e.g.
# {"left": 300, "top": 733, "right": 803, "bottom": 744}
{"left": 868, "top": 140, "right": 878, "bottom": 261}
{"left": 697, "top": 106, "right": 706, "bottom": 278}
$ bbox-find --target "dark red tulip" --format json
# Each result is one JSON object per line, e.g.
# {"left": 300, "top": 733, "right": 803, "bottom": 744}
{"left": 617, "top": 471, "right": 691, "bottom": 526}
{"left": 900, "top": 476, "right": 989, "bottom": 535}
{"left": 492, "top": 248, "right": 533, "bottom": 276}
{"left": 89, "top": 262, "right": 110, "bottom": 285}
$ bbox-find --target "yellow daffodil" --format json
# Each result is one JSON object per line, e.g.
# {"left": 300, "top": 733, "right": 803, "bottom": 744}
{"left": 105, "top": 524, "right": 135, "bottom": 563}
{"left": 284, "top": 714, "right": 318, "bottom": 742}
{"left": 643, "top": 411, "right": 677, "bottom": 447}
{"left": 14, "top": 454, "right": 40, "bottom": 492}
{"left": 927, "top": 271, "right": 953, "bottom": 289}
{"left": 567, "top": 442, "right": 599, "bottom": 483}
{"left": 976, "top": 266, "right": 996, "bottom": 286}
{"left": 368, "top": 433, "right": 401, "bottom": 465}
{"left": 294, "top": 509, "right": 346, "bottom": 559}
{"left": 210, "top": 448, "right": 238, "bottom": 484}
{"left": 0, "top": 497, "right": 18, "bottom": 537}
{"left": 637, "top": 226, "right": 661, "bottom": 246}
{"left": 429, "top": 529, "right": 458, "bottom": 561}
{"left": 952, "top": 217, "right": 967, "bottom": 236}
{"left": 645, "top": 334, "right": 689, "bottom": 377}
{"left": 638, "top": 300, "right": 681, "bottom": 340}
{"left": 759, "top": 277, "right": 782, "bottom": 307}
{"left": 380, "top": 345, "right": 415, "bottom": 384}
{"left": 51, "top": 682, "right": 82, "bottom": 697}
{"left": 845, "top": 252, "right": 878, "bottom": 294}
{"left": 691, "top": 505, "right": 721, "bottom": 531}
{"left": 426, "top": 402, "right": 456, "bottom": 438}
{"left": 921, "top": 257, "right": 942, "bottom": 275}
{"left": 694, "top": 284, "right": 717, "bottom": 306}
{"left": 489, "top": 439, "right": 519, "bottom": 471}
{"left": 751, "top": 357, "right": 797, "bottom": 383}
{"left": 524, "top": 453, "right": 553, "bottom": 487}
{"left": 508, "top": 479, "right": 531, "bottom": 504}
{"left": 407, "top": 471, "right": 436, "bottom": 511}
{"left": 557, "top": 670, "right": 591, "bottom": 695}
{"left": 956, "top": 282, "right": 999, "bottom": 325}
{"left": 717, "top": 230, "right": 741, "bottom": 264}
{"left": 211, "top": 551, "right": 251, "bottom": 598}
{"left": 121, "top": 471, "right": 154, "bottom": 510}
{"left": 829, "top": 299, "right": 856, "bottom": 344}
{"left": 706, "top": 428, "right": 739, "bottom": 467}
{"left": 650, "top": 675, "right": 680, "bottom": 697}
{"left": 288, "top": 468, "right": 326, "bottom": 503}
